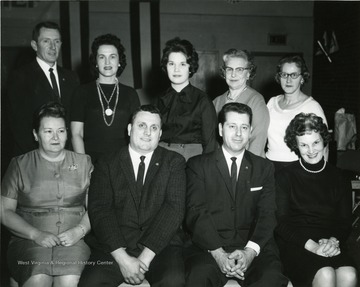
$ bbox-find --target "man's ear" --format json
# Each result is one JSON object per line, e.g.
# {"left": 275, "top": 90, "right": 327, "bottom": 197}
{"left": 127, "top": 123, "right": 132, "bottom": 136}
{"left": 33, "top": 129, "right": 38, "bottom": 141}
{"left": 218, "top": 123, "right": 223, "bottom": 138}
{"left": 30, "top": 40, "right": 38, "bottom": 52}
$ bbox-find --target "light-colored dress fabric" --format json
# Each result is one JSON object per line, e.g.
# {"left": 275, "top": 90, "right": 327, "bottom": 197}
{"left": 1, "top": 149, "right": 93, "bottom": 285}
{"left": 266, "top": 95, "right": 327, "bottom": 162}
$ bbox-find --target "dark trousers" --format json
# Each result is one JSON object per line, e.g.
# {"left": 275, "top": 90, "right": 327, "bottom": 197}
{"left": 78, "top": 245, "right": 184, "bottom": 287}
{"left": 184, "top": 240, "right": 288, "bottom": 287}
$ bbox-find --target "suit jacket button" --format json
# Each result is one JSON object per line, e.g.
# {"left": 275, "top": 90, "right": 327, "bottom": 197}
{"left": 231, "top": 207, "right": 235, "bottom": 211}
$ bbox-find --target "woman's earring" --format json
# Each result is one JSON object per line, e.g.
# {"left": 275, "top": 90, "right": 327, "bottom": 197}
{"left": 118, "top": 64, "right": 121, "bottom": 67}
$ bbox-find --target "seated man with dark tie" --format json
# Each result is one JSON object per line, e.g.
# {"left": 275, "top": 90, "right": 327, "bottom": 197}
{"left": 79, "top": 105, "right": 186, "bottom": 287}
{"left": 184, "top": 102, "right": 288, "bottom": 287}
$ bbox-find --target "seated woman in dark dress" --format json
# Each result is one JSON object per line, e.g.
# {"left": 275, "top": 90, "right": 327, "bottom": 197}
{"left": 1, "top": 102, "right": 93, "bottom": 287}
{"left": 275, "top": 113, "right": 357, "bottom": 287}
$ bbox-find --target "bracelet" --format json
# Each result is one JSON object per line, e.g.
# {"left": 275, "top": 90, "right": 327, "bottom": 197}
{"left": 78, "top": 224, "right": 86, "bottom": 238}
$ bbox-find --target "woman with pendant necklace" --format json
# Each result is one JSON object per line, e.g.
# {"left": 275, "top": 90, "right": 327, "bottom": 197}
{"left": 71, "top": 34, "right": 140, "bottom": 164}
{"left": 275, "top": 113, "right": 357, "bottom": 287}
{"left": 266, "top": 55, "right": 328, "bottom": 173}
{"left": 213, "top": 49, "right": 269, "bottom": 157}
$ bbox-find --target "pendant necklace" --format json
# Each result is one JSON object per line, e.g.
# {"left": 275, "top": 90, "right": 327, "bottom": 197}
{"left": 299, "top": 158, "right": 326, "bottom": 173}
{"left": 96, "top": 78, "right": 119, "bottom": 126}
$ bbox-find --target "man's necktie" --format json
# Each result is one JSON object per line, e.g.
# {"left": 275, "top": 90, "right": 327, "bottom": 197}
{"left": 231, "top": 157, "right": 237, "bottom": 197}
{"left": 49, "top": 68, "right": 60, "bottom": 102}
{"left": 136, "top": 156, "right": 146, "bottom": 194}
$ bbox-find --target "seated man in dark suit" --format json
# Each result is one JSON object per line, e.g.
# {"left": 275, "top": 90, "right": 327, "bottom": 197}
{"left": 6, "top": 21, "right": 79, "bottom": 156}
{"left": 185, "top": 102, "right": 288, "bottom": 287}
{"left": 79, "top": 105, "right": 186, "bottom": 287}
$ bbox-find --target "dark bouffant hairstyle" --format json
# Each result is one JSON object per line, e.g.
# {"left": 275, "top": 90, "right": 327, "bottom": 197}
{"left": 221, "top": 49, "right": 257, "bottom": 80}
{"left": 275, "top": 54, "right": 310, "bottom": 84}
{"left": 89, "top": 34, "right": 126, "bottom": 78}
{"left": 32, "top": 21, "right": 61, "bottom": 42}
{"left": 33, "top": 102, "right": 66, "bottom": 132}
{"left": 130, "top": 104, "right": 163, "bottom": 127}
{"left": 284, "top": 113, "right": 331, "bottom": 156}
{"left": 218, "top": 102, "right": 253, "bottom": 127}
{"left": 160, "top": 37, "right": 199, "bottom": 78}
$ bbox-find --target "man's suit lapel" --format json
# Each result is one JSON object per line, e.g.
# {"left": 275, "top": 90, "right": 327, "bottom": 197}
{"left": 216, "top": 149, "right": 235, "bottom": 201}
{"left": 119, "top": 149, "right": 141, "bottom": 210}
{"left": 236, "top": 151, "right": 252, "bottom": 200}
{"left": 57, "top": 67, "right": 70, "bottom": 104}
{"left": 140, "top": 148, "right": 162, "bottom": 205}
{"left": 33, "top": 61, "right": 54, "bottom": 100}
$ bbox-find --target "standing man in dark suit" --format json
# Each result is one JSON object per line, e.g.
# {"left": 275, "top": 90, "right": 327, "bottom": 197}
{"left": 6, "top": 21, "right": 79, "bottom": 156}
{"left": 79, "top": 105, "right": 186, "bottom": 287}
{"left": 185, "top": 102, "right": 287, "bottom": 287}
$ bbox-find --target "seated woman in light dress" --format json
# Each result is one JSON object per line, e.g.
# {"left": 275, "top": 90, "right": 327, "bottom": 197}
{"left": 1, "top": 102, "right": 93, "bottom": 287}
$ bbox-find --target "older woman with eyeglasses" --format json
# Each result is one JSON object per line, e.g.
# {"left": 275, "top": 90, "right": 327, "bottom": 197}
{"left": 266, "top": 55, "right": 328, "bottom": 172}
{"left": 213, "top": 49, "right": 269, "bottom": 157}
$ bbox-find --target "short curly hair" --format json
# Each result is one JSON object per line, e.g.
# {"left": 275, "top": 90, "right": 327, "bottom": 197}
{"left": 89, "top": 34, "right": 126, "bottom": 78}
{"left": 275, "top": 55, "right": 310, "bottom": 84}
{"left": 160, "top": 37, "right": 199, "bottom": 78}
{"left": 284, "top": 113, "right": 331, "bottom": 156}
{"left": 33, "top": 102, "right": 66, "bottom": 133}
{"left": 221, "top": 49, "right": 257, "bottom": 80}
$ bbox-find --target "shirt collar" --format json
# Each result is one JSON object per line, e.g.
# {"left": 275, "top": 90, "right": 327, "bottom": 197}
{"left": 128, "top": 145, "right": 154, "bottom": 164}
{"left": 36, "top": 57, "right": 57, "bottom": 73}
{"left": 162, "top": 83, "right": 193, "bottom": 104}
{"left": 222, "top": 146, "right": 245, "bottom": 168}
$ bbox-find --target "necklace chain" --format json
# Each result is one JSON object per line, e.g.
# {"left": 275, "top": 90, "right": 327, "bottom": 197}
{"left": 227, "top": 86, "right": 247, "bottom": 101}
{"left": 299, "top": 158, "right": 326, "bottom": 173}
{"left": 96, "top": 79, "right": 119, "bottom": 127}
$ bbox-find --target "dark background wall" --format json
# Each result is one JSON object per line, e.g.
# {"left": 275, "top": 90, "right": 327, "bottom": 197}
{"left": 313, "top": 1, "right": 360, "bottom": 136}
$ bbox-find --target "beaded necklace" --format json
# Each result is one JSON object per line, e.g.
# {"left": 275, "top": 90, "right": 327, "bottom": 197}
{"left": 299, "top": 158, "right": 326, "bottom": 173}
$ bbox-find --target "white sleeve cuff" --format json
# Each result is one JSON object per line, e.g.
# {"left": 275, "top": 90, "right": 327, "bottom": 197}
{"left": 245, "top": 241, "right": 260, "bottom": 256}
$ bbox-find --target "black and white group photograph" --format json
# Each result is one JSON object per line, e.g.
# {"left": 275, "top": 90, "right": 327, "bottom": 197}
{"left": 1, "top": 1, "right": 360, "bottom": 287}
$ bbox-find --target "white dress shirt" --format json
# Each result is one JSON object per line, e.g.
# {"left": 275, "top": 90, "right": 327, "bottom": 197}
{"left": 129, "top": 146, "right": 154, "bottom": 183}
{"left": 221, "top": 146, "right": 261, "bottom": 256}
{"left": 36, "top": 57, "right": 61, "bottom": 97}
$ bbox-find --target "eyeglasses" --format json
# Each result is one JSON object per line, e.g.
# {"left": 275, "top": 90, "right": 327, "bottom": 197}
{"left": 278, "top": 72, "right": 302, "bottom": 79}
{"left": 224, "top": 66, "right": 250, "bottom": 75}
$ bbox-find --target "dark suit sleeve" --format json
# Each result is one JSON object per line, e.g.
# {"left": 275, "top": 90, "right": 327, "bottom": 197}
{"left": 87, "top": 157, "right": 127, "bottom": 252}
{"left": 248, "top": 160, "right": 277, "bottom": 249}
{"left": 185, "top": 157, "right": 224, "bottom": 250}
{"left": 200, "top": 96, "right": 218, "bottom": 154}
{"left": 139, "top": 154, "right": 186, "bottom": 254}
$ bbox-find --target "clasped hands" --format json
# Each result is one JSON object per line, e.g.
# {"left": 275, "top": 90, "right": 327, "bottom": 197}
{"left": 305, "top": 237, "right": 341, "bottom": 257}
{"left": 210, "top": 247, "right": 256, "bottom": 280}
{"left": 33, "top": 226, "right": 84, "bottom": 248}
{"left": 113, "top": 247, "right": 154, "bottom": 285}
